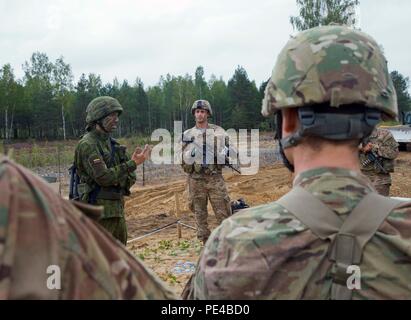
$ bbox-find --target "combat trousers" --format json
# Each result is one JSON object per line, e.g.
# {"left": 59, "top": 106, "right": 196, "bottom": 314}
{"left": 188, "top": 173, "right": 232, "bottom": 242}
{"left": 374, "top": 184, "right": 390, "bottom": 197}
{"left": 99, "top": 216, "right": 128, "bottom": 245}
{"left": 362, "top": 171, "right": 392, "bottom": 197}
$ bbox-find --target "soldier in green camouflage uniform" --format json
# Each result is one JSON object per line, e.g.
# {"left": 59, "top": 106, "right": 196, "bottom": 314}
{"left": 180, "top": 100, "right": 232, "bottom": 243}
{"left": 188, "top": 25, "right": 411, "bottom": 300}
{"left": 360, "top": 127, "right": 399, "bottom": 196}
{"left": 74, "top": 96, "right": 151, "bottom": 245}
{"left": 0, "top": 156, "right": 176, "bottom": 299}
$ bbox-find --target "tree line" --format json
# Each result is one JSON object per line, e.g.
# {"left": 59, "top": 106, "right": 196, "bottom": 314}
{"left": 1, "top": 51, "right": 410, "bottom": 141}
{"left": 1, "top": 1, "right": 411, "bottom": 141}
{"left": 0, "top": 53, "right": 268, "bottom": 141}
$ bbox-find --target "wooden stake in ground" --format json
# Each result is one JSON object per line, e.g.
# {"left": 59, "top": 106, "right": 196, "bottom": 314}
{"left": 57, "top": 144, "right": 62, "bottom": 196}
{"left": 174, "top": 192, "right": 182, "bottom": 239}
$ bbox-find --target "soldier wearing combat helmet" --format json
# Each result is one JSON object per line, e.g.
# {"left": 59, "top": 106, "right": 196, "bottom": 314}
{"left": 179, "top": 99, "right": 234, "bottom": 244}
{"left": 74, "top": 96, "right": 151, "bottom": 245}
{"left": 359, "top": 126, "right": 399, "bottom": 196}
{"left": 188, "top": 25, "right": 411, "bottom": 300}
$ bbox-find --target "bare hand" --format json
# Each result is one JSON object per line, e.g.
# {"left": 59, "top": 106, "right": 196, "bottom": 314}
{"left": 362, "top": 143, "right": 373, "bottom": 153}
{"left": 131, "top": 144, "right": 152, "bottom": 166}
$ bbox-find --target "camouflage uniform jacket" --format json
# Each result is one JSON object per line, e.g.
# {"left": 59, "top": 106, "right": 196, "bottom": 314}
{"left": 180, "top": 124, "right": 231, "bottom": 178}
{"left": 190, "top": 167, "right": 411, "bottom": 299}
{"left": 74, "top": 130, "right": 137, "bottom": 218}
{"left": 360, "top": 127, "right": 399, "bottom": 185}
{"left": 0, "top": 157, "right": 176, "bottom": 299}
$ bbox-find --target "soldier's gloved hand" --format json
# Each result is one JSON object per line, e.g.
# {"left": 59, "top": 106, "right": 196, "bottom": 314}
{"left": 132, "top": 144, "right": 152, "bottom": 166}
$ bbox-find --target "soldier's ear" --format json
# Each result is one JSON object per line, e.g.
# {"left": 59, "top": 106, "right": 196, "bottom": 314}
{"left": 282, "top": 108, "right": 299, "bottom": 136}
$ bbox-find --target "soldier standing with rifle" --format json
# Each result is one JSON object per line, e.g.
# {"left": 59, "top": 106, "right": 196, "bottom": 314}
{"left": 73, "top": 96, "right": 151, "bottom": 245}
{"left": 179, "top": 100, "right": 236, "bottom": 244}
{"left": 360, "top": 127, "right": 399, "bottom": 196}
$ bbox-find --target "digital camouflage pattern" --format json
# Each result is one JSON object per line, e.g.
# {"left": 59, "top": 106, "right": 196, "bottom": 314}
{"left": 261, "top": 25, "right": 398, "bottom": 119}
{"left": 85, "top": 96, "right": 123, "bottom": 125}
{"left": 179, "top": 124, "right": 232, "bottom": 242}
{"left": 0, "top": 156, "right": 176, "bottom": 299}
{"left": 74, "top": 129, "right": 137, "bottom": 245}
{"left": 189, "top": 167, "right": 411, "bottom": 299}
{"left": 360, "top": 127, "right": 399, "bottom": 196}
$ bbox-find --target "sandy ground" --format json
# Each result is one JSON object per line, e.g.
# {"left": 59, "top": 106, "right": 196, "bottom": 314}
{"left": 124, "top": 151, "right": 411, "bottom": 297}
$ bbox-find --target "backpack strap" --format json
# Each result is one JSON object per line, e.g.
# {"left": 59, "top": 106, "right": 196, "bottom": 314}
{"left": 328, "top": 193, "right": 401, "bottom": 300}
{"left": 277, "top": 186, "right": 403, "bottom": 300}
{"left": 277, "top": 186, "right": 341, "bottom": 240}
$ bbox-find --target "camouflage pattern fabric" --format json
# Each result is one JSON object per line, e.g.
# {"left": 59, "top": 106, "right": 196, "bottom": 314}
{"left": 74, "top": 129, "right": 137, "bottom": 245}
{"left": 189, "top": 167, "right": 411, "bottom": 299}
{"left": 180, "top": 124, "right": 229, "bottom": 176}
{"left": 0, "top": 156, "right": 176, "bottom": 299}
{"left": 188, "top": 174, "right": 232, "bottom": 242}
{"left": 360, "top": 127, "right": 399, "bottom": 196}
{"left": 86, "top": 96, "right": 123, "bottom": 124}
{"left": 98, "top": 216, "right": 128, "bottom": 245}
{"left": 261, "top": 25, "right": 397, "bottom": 119}
{"left": 372, "top": 184, "right": 390, "bottom": 197}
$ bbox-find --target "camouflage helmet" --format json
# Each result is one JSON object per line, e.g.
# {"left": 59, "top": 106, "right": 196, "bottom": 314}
{"left": 86, "top": 96, "right": 123, "bottom": 124}
{"left": 191, "top": 100, "right": 213, "bottom": 116}
{"left": 262, "top": 25, "right": 398, "bottom": 119}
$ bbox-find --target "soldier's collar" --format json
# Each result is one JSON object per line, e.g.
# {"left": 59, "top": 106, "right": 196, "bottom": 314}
{"left": 293, "top": 167, "right": 366, "bottom": 186}
{"left": 90, "top": 129, "right": 110, "bottom": 141}
{"left": 194, "top": 123, "right": 215, "bottom": 130}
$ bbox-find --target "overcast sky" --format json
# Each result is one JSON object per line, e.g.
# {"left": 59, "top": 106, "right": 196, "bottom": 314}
{"left": 0, "top": 0, "right": 410, "bottom": 92}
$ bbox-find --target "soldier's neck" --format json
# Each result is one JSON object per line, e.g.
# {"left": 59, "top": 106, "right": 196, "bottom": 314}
{"left": 196, "top": 121, "right": 208, "bottom": 129}
{"left": 292, "top": 144, "right": 361, "bottom": 176}
{"left": 93, "top": 127, "right": 110, "bottom": 140}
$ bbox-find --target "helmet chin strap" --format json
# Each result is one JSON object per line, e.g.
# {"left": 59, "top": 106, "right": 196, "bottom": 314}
{"left": 97, "top": 120, "right": 110, "bottom": 133}
{"left": 275, "top": 106, "right": 381, "bottom": 173}
{"left": 276, "top": 112, "right": 295, "bottom": 173}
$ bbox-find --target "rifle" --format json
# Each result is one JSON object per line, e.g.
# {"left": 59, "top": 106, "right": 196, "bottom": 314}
{"left": 182, "top": 134, "right": 241, "bottom": 174}
{"left": 221, "top": 145, "right": 241, "bottom": 174}
{"left": 68, "top": 164, "right": 80, "bottom": 200}
{"left": 361, "top": 150, "right": 388, "bottom": 174}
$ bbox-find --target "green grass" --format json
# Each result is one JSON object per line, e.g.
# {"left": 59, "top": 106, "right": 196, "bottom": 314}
{"left": 11, "top": 144, "right": 75, "bottom": 168}
{"left": 4, "top": 135, "right": 153, "bottom": 168}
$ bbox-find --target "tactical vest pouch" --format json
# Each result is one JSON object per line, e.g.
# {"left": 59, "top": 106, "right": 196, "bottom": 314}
{"left": 182, "top": 164, "right": 194, "bottom": 174}
{"left": 95, "top": 187, "right": 123, "bottom": 200}
{"left": 382, "top": 159, "right": 395, "bottom": 173}
{"left": 194, "top": 164, "right": 203, "bottom": 173}
{"left": 277, "top": 187, "right": 404, "bottom": 300}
